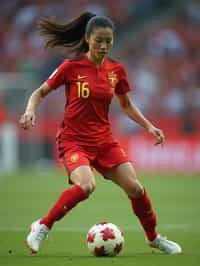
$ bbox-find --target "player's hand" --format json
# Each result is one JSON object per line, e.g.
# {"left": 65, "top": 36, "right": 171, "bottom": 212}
{"left": 148, "top": 126, "right": 165, "bottom": 146}
{"left": 19, "top": 111, "right": 36, "bottom": 130}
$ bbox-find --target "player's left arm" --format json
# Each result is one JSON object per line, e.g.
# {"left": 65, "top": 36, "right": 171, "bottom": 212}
{"left": 116, "top": 92, "right": 165, "bottom": 146}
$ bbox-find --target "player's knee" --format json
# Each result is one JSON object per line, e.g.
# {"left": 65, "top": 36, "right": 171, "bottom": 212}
{"left": 80, "top": 181, "right": 96, "bottom": 196}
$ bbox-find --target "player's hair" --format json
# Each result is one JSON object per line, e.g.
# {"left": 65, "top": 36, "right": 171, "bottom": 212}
{"left": 38, "top": 12, "right": 114, "bottom": 55}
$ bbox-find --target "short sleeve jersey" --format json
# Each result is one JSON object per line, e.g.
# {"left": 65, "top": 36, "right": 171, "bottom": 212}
{"left": 46, "top": 53, "right": 130, "bottom": 145}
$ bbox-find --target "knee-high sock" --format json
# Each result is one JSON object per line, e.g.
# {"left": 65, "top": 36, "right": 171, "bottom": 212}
{"left": 129, "top": 189, "right": 157, "bottom": 241}
{"left": 40, "top": 185, "right": 88, "bottom": 229}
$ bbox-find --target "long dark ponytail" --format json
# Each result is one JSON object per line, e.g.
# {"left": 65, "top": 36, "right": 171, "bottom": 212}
{"left": 37, "top": 12, "right": 114, "bottom": 55}
{"left": 37, "top": 12, "right": 95, "bottom": 54}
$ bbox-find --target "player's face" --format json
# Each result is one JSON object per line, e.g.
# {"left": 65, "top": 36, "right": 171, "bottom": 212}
{"left": 86, "top": 27, "right": 113, "bottom": 62}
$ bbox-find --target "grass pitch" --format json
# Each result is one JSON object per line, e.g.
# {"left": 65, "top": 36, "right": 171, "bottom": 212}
{"left": 0, "top": 168, "right": 199, "bottom": 266}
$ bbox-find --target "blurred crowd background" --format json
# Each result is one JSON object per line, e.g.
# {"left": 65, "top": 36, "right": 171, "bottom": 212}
{"left": 0, "top": 0, "right": 199, "bottom": 171}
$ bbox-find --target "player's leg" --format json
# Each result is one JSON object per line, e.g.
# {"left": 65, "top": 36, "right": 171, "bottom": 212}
{"left": 26, "top": 165, "right": 95, "bottom": 254}
{"left": 40, "top": 165, "right": 95, "bottom": 229}
{"left": 26, "top": 143, "right": 96, "bottom": 254}
{"left": 105, "top": 162, "right": 182, "bottom": 254}
{"left": 105, "top": 162, "right": 158, "bottom": 242}
{"left": 95, "top": 143, "right": 158, "bottom": 242}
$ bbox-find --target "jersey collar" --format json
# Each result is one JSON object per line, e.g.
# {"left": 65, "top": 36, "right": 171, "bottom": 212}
{"left": 83, "top": 53, "right": 107, "bottom": 68}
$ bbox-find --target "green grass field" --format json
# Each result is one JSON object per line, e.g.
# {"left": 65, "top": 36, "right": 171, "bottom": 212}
{"left": 0, "top": 168, "right": 199, "bottom": 266}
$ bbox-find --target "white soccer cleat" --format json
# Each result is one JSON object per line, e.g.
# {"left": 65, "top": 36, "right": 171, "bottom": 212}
{"left": 26, "top": 220, "right": 49, "bottom": 254}
{"left": 148, "top": 234, "right": 182, "bottom": 254}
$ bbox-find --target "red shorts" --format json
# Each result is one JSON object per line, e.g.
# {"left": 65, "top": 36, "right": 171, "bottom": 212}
{"left": 57, "top": 140, "right": 129, "bottom": 177}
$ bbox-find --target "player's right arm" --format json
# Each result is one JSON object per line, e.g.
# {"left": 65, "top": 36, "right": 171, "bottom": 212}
{"left": 19, "top": 82, "right": 52, "bottom": 130}
{"left": 20, "top": 60, "right": 69, "bottom": 130}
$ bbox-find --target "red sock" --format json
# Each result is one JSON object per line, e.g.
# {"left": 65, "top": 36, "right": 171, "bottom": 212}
{"left": 40, "top": 185, "right": 88, "bottom": 229}
{"left": 129, "top": 189, "right": 157, "bottom": 241}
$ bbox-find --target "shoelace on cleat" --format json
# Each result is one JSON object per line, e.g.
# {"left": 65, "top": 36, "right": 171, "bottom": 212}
{"left": 35, "top": 228, "right": 48, "bottom": 241}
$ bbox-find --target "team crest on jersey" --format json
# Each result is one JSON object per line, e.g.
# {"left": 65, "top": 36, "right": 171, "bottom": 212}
{"left": 70, "top": 153, "right": 79, "bottom": 163}
{"left": 108, "top": 71, "right": 118, "bottom": 87}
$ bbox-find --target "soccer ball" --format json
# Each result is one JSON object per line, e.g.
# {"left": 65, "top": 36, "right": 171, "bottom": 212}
{"left": 86, "top": 222, "right": 124, "bottom": 257}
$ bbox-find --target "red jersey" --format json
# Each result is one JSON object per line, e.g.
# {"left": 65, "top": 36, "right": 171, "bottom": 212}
{"left": 46, "top": 53, "right": 130, "bottom": 145}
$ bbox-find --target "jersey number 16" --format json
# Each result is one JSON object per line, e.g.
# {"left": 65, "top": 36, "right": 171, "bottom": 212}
{"left": 77, "top": 82, "right": 90, "bottom": 99}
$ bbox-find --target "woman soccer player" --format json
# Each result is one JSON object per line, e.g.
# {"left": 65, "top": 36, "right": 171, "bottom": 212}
{"left": 20, "top": 12, "right": 181, "bottom": 255}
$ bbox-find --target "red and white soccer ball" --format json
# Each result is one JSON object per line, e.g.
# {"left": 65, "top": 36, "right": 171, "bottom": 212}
{"left": 86, "top": 222, "right": 124, "bottom": 257}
